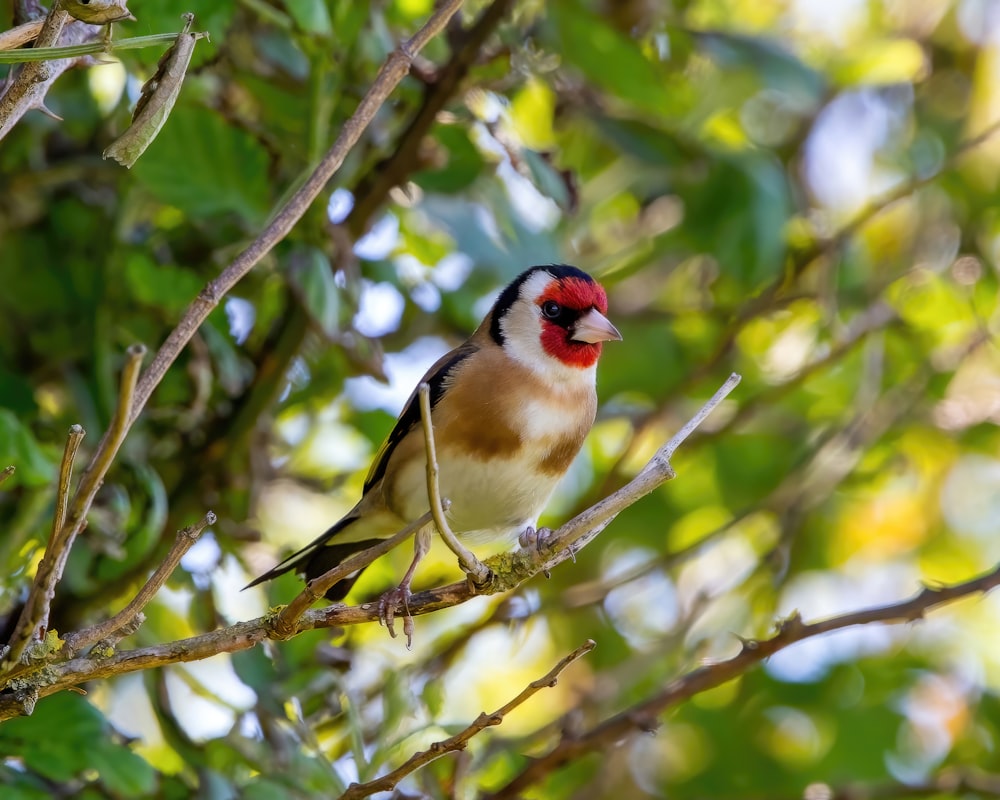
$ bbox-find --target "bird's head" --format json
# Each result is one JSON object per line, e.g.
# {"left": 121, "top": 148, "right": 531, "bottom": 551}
{"left": 488, "top": 265, "right": 621, "bottom": 379}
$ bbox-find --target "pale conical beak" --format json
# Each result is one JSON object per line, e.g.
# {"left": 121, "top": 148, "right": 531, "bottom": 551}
{"left": 571, "top": 308, "right": 623, "bottom": 343}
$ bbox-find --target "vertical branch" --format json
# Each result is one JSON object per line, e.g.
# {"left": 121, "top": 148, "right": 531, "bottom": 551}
{"left": 2, "top": 424, "right": 85, "bottom": 671}
{"left": 417, "top": 383, "right": 491, "bottom": 586}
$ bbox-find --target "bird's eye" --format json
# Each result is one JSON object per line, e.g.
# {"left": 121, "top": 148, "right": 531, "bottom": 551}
{"left": 541, "top": 301, "right": 561, "bottom": 319}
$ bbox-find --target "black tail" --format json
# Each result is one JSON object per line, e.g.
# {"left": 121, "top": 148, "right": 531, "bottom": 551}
{"left": 244, "top": 516, "right": 384, "bottom": 601}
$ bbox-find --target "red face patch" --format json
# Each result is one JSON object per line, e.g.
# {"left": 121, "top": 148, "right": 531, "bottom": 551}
{"left": 537, "top": 277, "right": 609, "bottom": 369}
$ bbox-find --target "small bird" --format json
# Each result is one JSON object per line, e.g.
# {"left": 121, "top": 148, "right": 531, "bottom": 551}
{"left": 247, "top": 264, "right": 621, "bottom": 610}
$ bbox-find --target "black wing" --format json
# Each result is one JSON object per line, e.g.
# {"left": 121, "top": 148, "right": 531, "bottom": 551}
{"left": 362, "top": 340, "right": 478, "bottom": 494}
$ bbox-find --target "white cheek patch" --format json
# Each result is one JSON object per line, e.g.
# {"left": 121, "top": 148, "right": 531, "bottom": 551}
{"left": 499, "top": 271, "right": 597, "bottom": 387}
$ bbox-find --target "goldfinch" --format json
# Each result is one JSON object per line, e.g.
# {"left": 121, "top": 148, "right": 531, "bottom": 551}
{"left": 247, "top": 264, "right": 621, "bottom": 601}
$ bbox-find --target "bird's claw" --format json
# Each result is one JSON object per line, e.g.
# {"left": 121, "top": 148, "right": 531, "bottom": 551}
{"left": 378, "top": 585, "right": 415, "bottom": 649}
{"left": 519, "top": 525, "right": 556, "bottom": 553}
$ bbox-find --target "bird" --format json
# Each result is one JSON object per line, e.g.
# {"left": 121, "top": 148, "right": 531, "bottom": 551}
{"left": 246, "top": 264, "right": 621, "bottom": 616}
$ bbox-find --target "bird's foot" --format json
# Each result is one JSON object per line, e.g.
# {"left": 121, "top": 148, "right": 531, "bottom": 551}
{"left": 518, "top": 525, "right": 556, "bottom": 553}
{"left": 378, "top": 584, "right": 415, "bottom": 649}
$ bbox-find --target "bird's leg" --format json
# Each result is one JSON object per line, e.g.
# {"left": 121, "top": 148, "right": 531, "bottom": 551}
{"left": 378, "top": 526, "right": 431, "bottom": 648}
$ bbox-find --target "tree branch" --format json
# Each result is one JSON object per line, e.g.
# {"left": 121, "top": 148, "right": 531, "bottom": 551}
{"left": 1, "top": 424, "right": 85, "bottom": 673}
{"left": 484, "top": 563, "right": 1000, "bottom": 798}
{"left": 418, "top": 382, "right": 491, "bottom": 586}
{"left": 339, "top": 639, "right": 595, "bottom": 800}
{"left": 62, "top": 512, "right": 216, "bottom": 655}
{"left": 0, "top": 465, "right": 14, "bottom": 487}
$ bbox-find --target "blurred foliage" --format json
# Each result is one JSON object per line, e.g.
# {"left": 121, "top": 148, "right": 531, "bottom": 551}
{"left": 2, "top": 0, "right": 1000, "bottom": 798}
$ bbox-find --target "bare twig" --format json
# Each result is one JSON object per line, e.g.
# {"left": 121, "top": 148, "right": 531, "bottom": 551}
{"left": 64, "top": 343, "right": 145, "bottom": 540}
{"left": 270, "top": 510, "right": 435, "bottom": 638}
{"left": 417, "top": 382, "right": 491, "bottom": 586}
{"left": 0, "top": 465, "right": 15, "bottom": 487}
{"left": 484, "top": 563, "right": 1000, "bottom": 798}
{"left": 1, "top": 424, "right": 85, "bottom": 673}
{"left": 339, "top": 640, "right": 596, "bottom": 800}
{"left": 63, "top": 512, "right": 217, "bottom": 654}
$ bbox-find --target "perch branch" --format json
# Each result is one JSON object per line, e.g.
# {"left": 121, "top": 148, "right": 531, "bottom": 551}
{"left": 270, "top": 510, "right": 435, "bottom": 638}
{"left": 0, "top": 372, "right": 734, "bottom": 714}
{"left": 418, "top": 382, "right": 491, "bottom": 586}
{"left": 485, "top": 563, "right": 1000, "bottom": 798}
{"left": 63, "top": 512, "right": 217, "bottom": 654}
{"left": 1, "top": 424, "right": 85, "bottom": 673}
{"left": 5, "top": 543, "right": 1000, "bottom": 730}
{"left": 339, "top": 639, "right": 596, "bottom": 800}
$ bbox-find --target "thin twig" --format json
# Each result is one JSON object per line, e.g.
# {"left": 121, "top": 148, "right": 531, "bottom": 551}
{"left": 0, "top": 465, "right": 15, "bottom": 487}
{"left": 63, "top": 343, "right": 145, "bottom": 543}
{"left": 1, "top": 424, "right": 85, "bottom": 673}
{"left": 417, "top": 382, "right": 491, "bottom": 586}
{"left": 270, "top": 511, "right": 435, "bottom": 638}
{"left": 339, "top": 640, "right": 596, "bottom": 800}
{"left": 49, "top": 425, "right": 84, "bottom": 553}
{"left": 63, "top": 512, "right": 217, "bottom": 654}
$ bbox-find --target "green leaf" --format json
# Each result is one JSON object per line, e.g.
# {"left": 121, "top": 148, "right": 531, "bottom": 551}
{"left": 550, "top": 1, "right": 680, "bottom": 119}
{"left": 288, "top": 247, "right": 340, "bottom": 338}
{"left": 285, "top": 0, "right": 333, "bottom": 35}
{"left": 413, "top": 125, "right": 486, "bottom": 193}
{"left": 123, "top": 252, "right": 205, "bottom": 314}
{"left": 131, "top": 104, "right": 271, "bottom": 224}
{"left": 0, "top": 411, "right": 56, "bottom": 487}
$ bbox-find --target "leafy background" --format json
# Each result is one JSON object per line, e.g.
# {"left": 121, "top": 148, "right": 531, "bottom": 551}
{"left": 3, "top": 0, "right": 1000, "bottom": 797}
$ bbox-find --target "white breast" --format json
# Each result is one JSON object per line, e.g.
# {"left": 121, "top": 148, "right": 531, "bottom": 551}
{"left": 390, "top": 448, "right": 560, "bottom": 548}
